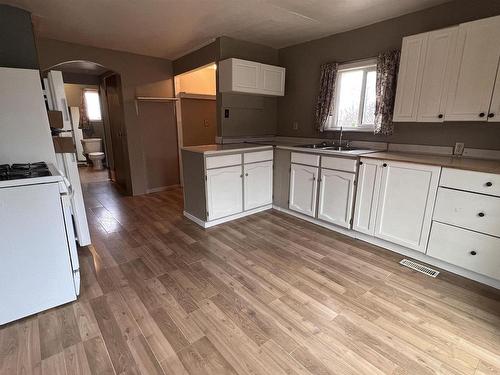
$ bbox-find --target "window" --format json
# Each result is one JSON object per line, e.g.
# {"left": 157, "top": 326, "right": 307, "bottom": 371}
{"left": 84, "top": 90, "right": 102, "bottom": 121}
{"left": 328, "top": 59, "right": 377, "bottom": 131}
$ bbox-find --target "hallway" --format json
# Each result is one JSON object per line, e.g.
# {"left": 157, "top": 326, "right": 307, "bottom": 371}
{"left": 0, "top": 179, "right": 499, "bottom": 375}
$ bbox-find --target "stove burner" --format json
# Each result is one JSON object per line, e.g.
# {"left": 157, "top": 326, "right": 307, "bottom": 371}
{"left": 0, "top": 162, "right": 51, "bottom": 181}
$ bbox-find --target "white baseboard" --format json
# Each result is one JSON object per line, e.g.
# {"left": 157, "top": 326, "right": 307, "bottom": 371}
{"left": 147, "top": 184, "right": 181, "bottom": 194}
{"left": 184, "top": 204, "right": 272, "bottom": 228}
{"left": 273, "top": 206, "right": 500, "bottom": 289}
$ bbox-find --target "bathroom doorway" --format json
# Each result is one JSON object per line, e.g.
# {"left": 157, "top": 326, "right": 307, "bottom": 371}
{"left": 44, "top": 61, "right": 130, "bottom": 191}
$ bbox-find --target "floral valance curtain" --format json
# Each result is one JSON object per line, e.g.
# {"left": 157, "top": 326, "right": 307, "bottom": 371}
{"left": 79, "top": 89, "right": 91, "bottom": 130}
{"left": 314, "top": 62, "right": 338, "bottom": 132}
{"left": 374, "top": 49, "right": 401, "bottom": 135}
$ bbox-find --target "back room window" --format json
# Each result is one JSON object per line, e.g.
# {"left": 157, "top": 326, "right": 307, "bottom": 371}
{"left": 84, "top": 90, "right": 102, "bottom": 121}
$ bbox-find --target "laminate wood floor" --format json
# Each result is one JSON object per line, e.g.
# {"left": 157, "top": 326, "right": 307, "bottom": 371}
{"left": 1, "top": 179, "right": 499, "bottom": 375}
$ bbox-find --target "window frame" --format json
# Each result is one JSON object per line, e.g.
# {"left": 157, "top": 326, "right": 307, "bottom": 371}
{"left": 326, "top": 58, "right": 378, "bottom": 132}
{"left": 83, "top": 89, "right": 102, "bottom": 122}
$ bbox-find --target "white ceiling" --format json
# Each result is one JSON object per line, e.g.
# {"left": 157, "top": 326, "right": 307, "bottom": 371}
{"left": 5, "top": 0, "right": 451, "bottom": 60}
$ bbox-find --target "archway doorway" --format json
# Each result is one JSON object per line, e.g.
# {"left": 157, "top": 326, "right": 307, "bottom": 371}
{"left": 43, "top": 60, "right": 130, "bottom": 192}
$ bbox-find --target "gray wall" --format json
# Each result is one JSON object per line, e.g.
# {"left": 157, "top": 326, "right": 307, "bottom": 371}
{"left": 278, "top": 0, "right": 500, "bottom": 150}
{"left": 219, "top": 37, "right": 279, "bottom": 138}
{"left": 173, "top": 36, "right": 280, "bottom": 139}
{"left": 37, "top": 38, "right": 176, "bottom": 195}
{"left": 0, "top": 5, "right": 38, "bottom": 69}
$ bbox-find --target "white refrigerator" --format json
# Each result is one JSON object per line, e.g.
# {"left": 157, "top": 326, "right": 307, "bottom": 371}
{"left": 44, "top": 70, "right": 91, "bottom": 246}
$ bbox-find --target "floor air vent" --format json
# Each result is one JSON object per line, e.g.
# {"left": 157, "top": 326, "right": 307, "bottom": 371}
{"left": 399, "top": 259, "right": 439, "bottom": 278}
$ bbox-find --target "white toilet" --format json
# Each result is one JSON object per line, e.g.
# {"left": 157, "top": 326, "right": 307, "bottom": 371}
{"left": 88, "top": 152, "right": 105, "bottom": 170}
{"left": 81, "top": 138, "right": 106, "bottom": 170}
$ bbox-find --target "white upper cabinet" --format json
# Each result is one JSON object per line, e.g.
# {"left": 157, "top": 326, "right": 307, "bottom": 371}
{"left": 244, "top": 161, "right": 273, "bottom": 211}
{"left": 353, "top": 158, "right": 383, "bottom": 235}
{"left": 374, "top": 161, "right": 440, "bottom": 252}
{"left": 206, "top": 165, "right": 243, "bottom": 220}
{"left": 219, "top": 58, "right": 285, "bottom": 96}
{"left": 393, "top": 33, "right": 428, "bottom": 122}
{"left": 417, "top": 27, "right": 458, "bottom": 122}
{"left": 393, "top": 27, "right": 457, "bottom": 122}
{"left": 445, "top": 16, "right": 500, "bottom": 121}
{"left": 289, "top": 164, "right": 318, "bottom": 217}
{"left": 317, "top": 169, "right": 355, "bottom": 228}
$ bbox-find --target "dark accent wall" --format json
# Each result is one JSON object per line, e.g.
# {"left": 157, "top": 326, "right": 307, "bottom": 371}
{"left": 0, "top": 5, "right": 38, "bottom": 69}
{"left": 278, "top": 0, "right": 500, "bottom": 149}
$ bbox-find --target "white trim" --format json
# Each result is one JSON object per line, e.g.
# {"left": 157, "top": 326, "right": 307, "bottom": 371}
{"left": 388, "top": 143, "right": 453, "bottom": 155}
{"left": 178, "top": 93, "right": 216, "bottom": 100}
{"left": 272, "top": 206, "right": 354, "bottom": 237}
{"left": 146, "top": 184, "right": 181, "bottom": 194}
{"left": 463, "top": 148, "right": 500, "bottom": 160}
{"left": 184, "top": 204, "right": 272, "bottom": 228}
{"left": 273, "top": 206, "right": 500, "bottom": 289}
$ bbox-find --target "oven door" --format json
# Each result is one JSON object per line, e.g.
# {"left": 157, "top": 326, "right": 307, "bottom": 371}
{"left": 60, "top": 182, "right": 81, "bottom": 296}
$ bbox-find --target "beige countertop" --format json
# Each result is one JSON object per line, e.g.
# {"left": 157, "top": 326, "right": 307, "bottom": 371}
{"left": 362, "top": 152, "right": 500, "bottom": 174}
{"left": 181, "top": 143, "right": 273, "bottom": 155}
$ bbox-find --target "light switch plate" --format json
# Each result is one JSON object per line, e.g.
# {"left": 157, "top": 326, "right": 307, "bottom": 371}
{"left": 454, "top": 142, "right": 465, "bottom": 156}
{"left": 292, "top": 121, "right": 299, "bottom": 130}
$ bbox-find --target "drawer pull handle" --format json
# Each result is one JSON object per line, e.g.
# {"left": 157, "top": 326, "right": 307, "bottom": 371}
{"left": 486, "top": 181, "right": 493, "bottom": 187}
{"left": 478, "top": 212, "right": 485, "bottom": 217}
{"left": 470, "top": 251, "right": 477, "bottom": 256}
{"left": 479, "top": 112, "right": 486, "bottom": 118}
{"left": 383, "top": 163, "right": 387, "bottom": 167}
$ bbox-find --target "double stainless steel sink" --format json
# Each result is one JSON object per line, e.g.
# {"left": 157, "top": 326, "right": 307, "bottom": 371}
{"left": 294, "top": 141, "right": 358, "bottom": 151}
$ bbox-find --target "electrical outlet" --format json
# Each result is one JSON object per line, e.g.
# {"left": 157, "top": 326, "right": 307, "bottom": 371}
{"left": 292, "top": 121, "right": 299, "bottom": 130}
{"left": 454, "top": 142, "right": 465, "bottom": 156}
{"left": 224, "top": 109, "right": 229, "bottom": 118}
{"left": 203, "top": 119, "right": 209, "bottom": 128}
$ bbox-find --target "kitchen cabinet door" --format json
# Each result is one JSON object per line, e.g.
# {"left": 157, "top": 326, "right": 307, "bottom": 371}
{"left": 374, "top": 161, "right": 440, "bottom": 252}
{"left": 317, "top": 169, "right": 355, "bottom": 228}
{"left": 353, "top": 159, "right": 383, "bottom": 235}
{"left": 393, "top": 33, "right": 428, "bottom": 122}
{"left": 445, "top": 16, "right": 500, "bottom": 121}
{"left": 417, "top": 27, "right": 458, "bottom": 122}
{"left": 219, "top": 58, "right": 260, "bottom": 95}
{"left": 289, "top": 164, "right": 318, "bottom": 217}
{"left": 206, "top": 165, "right": 243, "bottom": 220}
{"left": 260, "top": 63, "right": 285, "bottom": 96}
{"left": 487, "top": 62, "right": 500, "bottom": 122}
{"left": 244, "top": 161, "right": 273, "bottom": 210}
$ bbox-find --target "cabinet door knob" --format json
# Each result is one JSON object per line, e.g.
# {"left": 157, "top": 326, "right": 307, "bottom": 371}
{"left": 486, "top": 181, "right": 493, "bottom": 187}
{"left": 438, "top": 114, "right": 444, "bottom": 119}
{"left": 245, "top": 173, "right": 248, "bottom": 176}
{"left": 479, "top": 112, "right": 486, "bottom": 118}
{"left": 359, "top": 161, "right": 363, "bottom": 165}
{"left": 383, "top": 163, "right": 387, "bottom": 167}
{"left": 240, "top": 174, "right": 243, "bottom": 178}
{"left": 312, "top": 176, "right": 316, "bottom": 181}
{"left": 478, "top": 212, "right": 485, "bottom": 217}
{"left": 470, "top": 251, "right": 477, "bottom": 256}
{"left": 488, "top": 113, "right": 495, "bottom": 118}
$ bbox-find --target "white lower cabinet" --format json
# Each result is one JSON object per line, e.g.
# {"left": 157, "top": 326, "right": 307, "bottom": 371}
{"left": 317, "top": 169, "right": 355, "bottom": 228}
{"left": 428, "top": 221, "right": 500, "bottom": 280}
{"left": 206, "top": 165, "right": 243, "bottom": 220}
{"left": 353, "top": 159, "right": 440, "bottom": 252}
{"left": 244, "top": 161, "right": 273, "bottom": 210}
{"left": 353, "top": 159, "right": 383, "bottom": 235}
{"left": 374, "top": 161, "right": 440, "bottom": 252}
{"left": 289, "top": 163, "right": 318, "bottom": 217}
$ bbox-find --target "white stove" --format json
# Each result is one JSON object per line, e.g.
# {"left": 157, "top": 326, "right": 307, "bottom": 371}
{"left": 0, "top": 162, "right": 81, "bottom": 325}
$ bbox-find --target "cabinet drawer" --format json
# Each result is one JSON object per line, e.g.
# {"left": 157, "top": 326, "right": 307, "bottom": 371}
{"left": 321, "top": 156, "right": 357, "bottom": 173}
{"left": 440, "top": 168, "right": 500, "bottom": 197}
{"left": 244, "top": 150, "right": 273, "bottom": 164}
{"left": 427, "top": 221, "right": 500, "bottom": 280}
{"left": 291, "top": 152, "right": 320, "bottom": 167}
{"left": 206, "top": 153, "right": 242, "bottom": 169}
{"left": 433, "top": 187, "right": 500, "bottom": 237}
